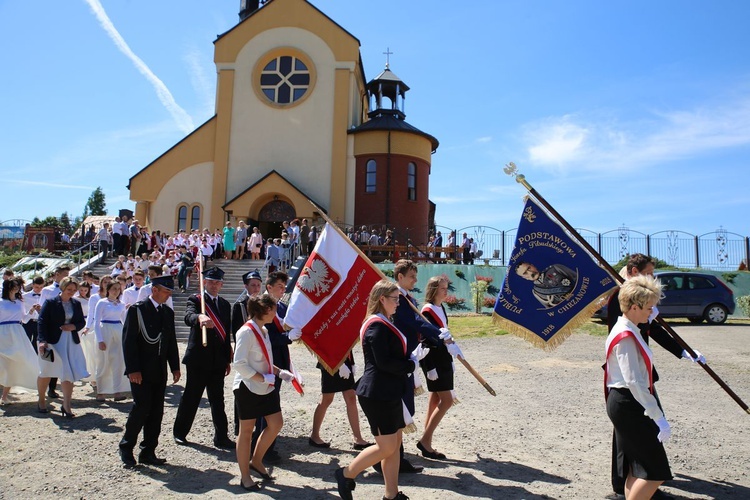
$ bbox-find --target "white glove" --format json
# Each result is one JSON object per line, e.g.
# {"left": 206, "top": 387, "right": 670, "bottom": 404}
{"left": 426, "top": 368, "right": 438, "bottom": 381}
{"left": 412, "top": 344, "right": 430, "bottom": 361}
{"left": 278, "top": 369, "right": 295, "bottom": 382}
{"left": 438, "top": 328, "right": 452, "bottom": 341}
{"left": 655, "top": 416, "right": 672, "bottom": 443}
{"left": 287, "top": 328, "right": 303, "bottom": 341}
{"left": 262, "top": 373, "right": 276, "bottom": 385}
{"left": 447, "top": 342, "right": 464, "bottom": 359}
{"left": 338, "top": 364, "right": 352, "bottom": 379}
{"left": 681, "top": 349, "right": 706, "bottom": 364}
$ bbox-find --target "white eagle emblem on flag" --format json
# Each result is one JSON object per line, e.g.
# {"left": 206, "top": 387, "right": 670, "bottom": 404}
{"left": 296, "top": 252, "right": 340, "bottom": 305}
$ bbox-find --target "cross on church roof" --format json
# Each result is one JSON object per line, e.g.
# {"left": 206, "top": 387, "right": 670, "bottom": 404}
{"left": 383, "top": 47, "right": 393, "bottom": 69}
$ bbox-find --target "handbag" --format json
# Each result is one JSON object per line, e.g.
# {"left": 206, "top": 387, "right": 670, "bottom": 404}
{"left": 40, "top": 347, "right": 55, "bottom": 363}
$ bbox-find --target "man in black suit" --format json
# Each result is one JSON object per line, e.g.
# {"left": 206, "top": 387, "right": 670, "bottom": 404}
{"left": 173, "top": 266, "right": 235, "bottom": 449}
{"left": 119, "top": 275, "right": 181, "bottom": 467}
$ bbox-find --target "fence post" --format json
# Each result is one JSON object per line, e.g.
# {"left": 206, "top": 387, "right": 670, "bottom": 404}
{"left": 501, "top": 231, "right": 505, "bottom": 266}
{"left": 646, "top": 234, "right": 651, "bottom": 257}
{"left": 745, "top": 237, "right": 750, "bottom": 269}
{"left": 694, "top": 236, "right": 700, "bottom": 269}
{"left": 597, "top": 233, "right": 602, "bottom": 255}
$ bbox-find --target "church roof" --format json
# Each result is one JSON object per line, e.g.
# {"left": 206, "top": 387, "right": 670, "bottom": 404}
{"left": 216, "top": 0, "right": 361, "bottom": 47}
{"left": 369, "top": 68, "right": 409, "bottom": 91}
{"left": 349, "top": 115, "right": 439, "bottom": 152}
{"left": 222, "top": 169, "right": 327, "bottom": 213}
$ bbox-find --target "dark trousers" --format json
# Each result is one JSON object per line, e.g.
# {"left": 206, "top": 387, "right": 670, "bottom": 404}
{"left": 23, "top": 320, "right": 37, "bottom": 348}
{"left": 462, "top": 248, "right": 471, "bottom": 265}
{"left": 112, "top": 233, "right": 121, "bottom": 256}
{"left": 120, "top": 377, "right": 167, "bottom": 454}
{"left": 99, "top": 240, "right": 110, "bottom": 260}
{"left": 173, "top": 364, "right": 228, "bottom": 440}
{"left": 119, "top": 235, "right": 129, "bottom": 256}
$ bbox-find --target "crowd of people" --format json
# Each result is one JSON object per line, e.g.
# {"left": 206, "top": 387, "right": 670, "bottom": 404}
{"left": 0, "top": 246, "right": 705, "bottom": 499}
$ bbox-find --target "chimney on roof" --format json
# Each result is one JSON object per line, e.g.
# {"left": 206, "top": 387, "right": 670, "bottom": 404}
{"left": 239, "top": 0, "right": 260, "bottom": 21}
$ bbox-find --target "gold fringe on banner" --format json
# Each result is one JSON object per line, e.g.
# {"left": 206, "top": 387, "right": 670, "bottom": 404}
{"left": 492, "top": 289, "right": 615, "bottom": 351}
{"left": 301, "top": 337, "right": 360, "bottom": 377}
{"left": 414, "top": 385, "right": 425, "bottom": 397}
{"left": 403, "top": 422, "right": 418, "bottom": 434}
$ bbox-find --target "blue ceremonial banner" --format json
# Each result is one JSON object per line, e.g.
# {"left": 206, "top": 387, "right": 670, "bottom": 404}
{"left": 493, "top": 196, "right": 618, "bottom": 349}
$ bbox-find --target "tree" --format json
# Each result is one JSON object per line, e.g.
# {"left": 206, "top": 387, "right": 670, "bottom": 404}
{"left": 83, "top": 187, "right": 107, "bottom": 216}
{"left": 59, "top": 211, "right": 72, "bottom": 233}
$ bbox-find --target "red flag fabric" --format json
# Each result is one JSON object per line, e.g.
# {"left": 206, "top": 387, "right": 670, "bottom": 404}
{"left": 284, "top": 223, "right": 382, "bottom": 374}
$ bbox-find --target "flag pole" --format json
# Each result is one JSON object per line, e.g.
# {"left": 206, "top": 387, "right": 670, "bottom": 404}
{"left": 198, "top": 251, "right": 208, "bottom": 347}
{"left": 309, "top": 201, "right": 496, "bottom": 397}
{"left": 504, "top": 162, "right": 749, "bottom": 414}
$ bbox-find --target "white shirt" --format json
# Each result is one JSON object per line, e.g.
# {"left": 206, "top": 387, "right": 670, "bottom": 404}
{"left": 605, "top": 316, "right": 663, "bottom": 421}
{"left": 22, "top": 290, "right": 44, "bottom": 319}
{"left": 39, "top": 282, "right": 61, "bottom": 306}
{"left": 233, "top": 320, "right": 275, "bottom": 395}
{"left": 86, "top": 294, "right": 104, "bottom": 330}
{"left": 0, "top": 298, "right": 32, "bottom": 324}
{"left": 122, "top": 286, "right": 142, "bottom": 308}
{"left": 136, "top": 283, "right": 174, "bottom": 309}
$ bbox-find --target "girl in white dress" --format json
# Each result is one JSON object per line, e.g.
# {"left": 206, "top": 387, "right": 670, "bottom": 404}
{"left": 92, "top": 281, "right": 128, "bottom": 401}
{"left": 75, "top": 282, "right": 96, "bottom": 385}
{"left": 37, "top": 277, "right": 89, "bottom": 416}
{"left": 0, "top": 278, "right": 38, "bottom": 404}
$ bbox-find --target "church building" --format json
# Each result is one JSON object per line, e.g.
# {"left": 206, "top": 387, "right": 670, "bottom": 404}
{"left": 128, "top": 0, "right": 439, "bottom": 242}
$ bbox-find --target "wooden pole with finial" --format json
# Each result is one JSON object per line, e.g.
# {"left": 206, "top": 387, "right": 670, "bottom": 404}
{"left": 198, "top": 252, "right": 208, "bottom": 347}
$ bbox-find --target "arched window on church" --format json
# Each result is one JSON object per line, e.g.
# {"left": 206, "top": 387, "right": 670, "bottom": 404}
{"left": 407, "top": 162, "right": 417, "bottom": 201}
{"left": 177, "top": 205, "right": 188, "bottom": 232}
{"left": 366, "top": 160, "right": 377, "bottom": 193}
{"left": 190, "top": 205, "right": 201, "bottom": 231}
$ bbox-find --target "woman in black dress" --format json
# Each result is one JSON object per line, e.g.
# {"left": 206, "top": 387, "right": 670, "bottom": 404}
{"left": 334, "top": 279, "right": 417, "bottom": 500}
{"left": 417, "top": 276, "right": 455, "bottom": 460}
{"left": 308, "top": 350, "right": 372, "bottom": 450}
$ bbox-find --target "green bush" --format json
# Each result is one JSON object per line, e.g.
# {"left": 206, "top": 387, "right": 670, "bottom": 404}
{"left": 737, "top": 296, "right": 750, "bottom": 317}
{"left": 469, "top": 280, "right": 489, "bottom": 313}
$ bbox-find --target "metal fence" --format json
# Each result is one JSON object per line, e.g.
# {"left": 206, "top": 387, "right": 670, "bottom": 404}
{"left": 443, "top": 225, "right": 749, "bottom": 271}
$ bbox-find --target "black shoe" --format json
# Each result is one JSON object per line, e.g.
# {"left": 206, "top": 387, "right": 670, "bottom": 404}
{"left": 250, "top": 463, "right": 275, "bottom": 482}
{"left": 139, "top": 453, "right": 167, "bottom": 465}
{"left": 37, "top": 404, "right": 49, "bottom": 414}
{"left": 308, "top": 437, "right": 331, "bottom": 449}
{"left": 214, "top": 437, "right": 235, "bottom": 449}
{"left": 384, "top": 492, "right": 410, "bottom": 500}
{"left": 263, "top": 449, "right": 282, "bottom": 464}
{"left": 240, "top": 480, "right": 260, "bottom": 491}
{"left": 651, "top": 490, "right": 675, "bottom": 500}
{"left": 173, "top": 435, "right": 190, "bottom": 446}
{"left": 399, "top": 459, "right": 423, "bottom": 474}
{"left": 47, "top": 391, "right": 60, "bottom": 399}
{"left": 334, "top": 467, "right": 355, "bottom": 500}
{"left": 416, "top": 441, "right": 446, "bottom": 460}
{"left": 353, "top": 442, "right": 374, "bottom": 451}
{"left": 604, "top": 494, "right": 625, "bottom": 500}
{"left": 119, "top": 448, "right": 137, "bottom": 468}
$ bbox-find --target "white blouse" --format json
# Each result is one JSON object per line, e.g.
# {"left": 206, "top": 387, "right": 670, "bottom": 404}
{"left": 0, "top": 298, "right": 32, "bottom": 324}
{"left": 93, "top": 299, "right": 126, "bottom": 343}
{"left": 233, "top": 320, "right": 275, "bottom": 395}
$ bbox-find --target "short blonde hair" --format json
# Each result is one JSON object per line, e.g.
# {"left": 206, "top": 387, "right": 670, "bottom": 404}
{"left": 365, "top": 279, "right": 399, "bottom": 319}
{"left": 618, "top": 274, "right": 663, "bottom": 311}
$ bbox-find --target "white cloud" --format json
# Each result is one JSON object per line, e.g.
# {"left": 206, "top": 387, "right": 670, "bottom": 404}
{"left": 184, "top": 46, "right": 215, "bottom": 120}
{"left": 7, "top": 180, "right": 94, "bottom": 190}
{"left": 84, "top": 0, "right": 195, "bottom": 134}
{"left": 475, "top": 136, "right": 492, "bottom": 143}
{"left": 521, "top": 95, "right": 750, "bottom": 174}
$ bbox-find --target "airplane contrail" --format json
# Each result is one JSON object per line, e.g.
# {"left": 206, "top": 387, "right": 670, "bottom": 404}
{"left": 83, "top": 0, "right": 195, "bottom": 134}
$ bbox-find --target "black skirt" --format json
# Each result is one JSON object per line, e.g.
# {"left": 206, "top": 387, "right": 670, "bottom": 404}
{"left": 358, "top": 395, "right": 404, "bottom": 436}
{"left": 319, "top": 365, "right": 355, "bottom": 394}
{"left": 423, "top": 365, "right": 454, "bottom": 392}
{"left": 606, "top": 388, "right": 672, "bottom": 481}
{"left": 234, "top": 381, "right": 281, "bottom": 420}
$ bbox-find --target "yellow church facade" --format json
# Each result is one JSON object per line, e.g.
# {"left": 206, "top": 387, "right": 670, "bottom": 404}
{"left": 129, "top": 0, "right": 438, "bottom": 241}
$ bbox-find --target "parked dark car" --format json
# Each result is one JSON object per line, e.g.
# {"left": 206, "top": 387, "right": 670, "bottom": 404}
{"left": 593, "top": 271, "right": 735, "bottom": 325}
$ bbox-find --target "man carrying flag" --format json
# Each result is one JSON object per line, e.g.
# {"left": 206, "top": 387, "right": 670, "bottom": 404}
{"left": 173, "top": 266, "right": 234, "bottom": 450}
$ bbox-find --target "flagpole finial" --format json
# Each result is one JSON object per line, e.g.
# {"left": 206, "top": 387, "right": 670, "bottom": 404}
{"left": 504, "top": 162, "right": 532, "bottom": 191}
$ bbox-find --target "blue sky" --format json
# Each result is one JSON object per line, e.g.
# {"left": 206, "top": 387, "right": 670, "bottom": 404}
{"left": 1, "top": 0, "right": 749, "bottom": 238}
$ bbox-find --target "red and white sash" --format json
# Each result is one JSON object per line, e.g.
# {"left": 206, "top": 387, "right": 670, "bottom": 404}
{"left": 201, "top": 294, "right": 227, "bottom": 342}
{"left": 421, "top": 303, "right": 447, "bottom": 328}
{"left": 604, "top": 322, "right": 654, "bottom": 399}
{"left": 360, "top": 314, "right": 407, "bottom": 355}
{"left": 246, "top": 320, "right": 274, "bottom": 386}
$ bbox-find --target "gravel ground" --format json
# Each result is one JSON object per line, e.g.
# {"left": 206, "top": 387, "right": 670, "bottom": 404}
{"left": 1, "top": 323, "right": 749, "bottom": 499}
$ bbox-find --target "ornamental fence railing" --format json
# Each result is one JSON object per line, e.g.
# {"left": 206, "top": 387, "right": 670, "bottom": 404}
{"left": 336, "top": 223, "right": 749, "bottom": 271}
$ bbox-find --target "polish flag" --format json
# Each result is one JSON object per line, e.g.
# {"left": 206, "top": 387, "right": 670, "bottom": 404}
{"left": 284, "top": 223, "right": 383, "bottom": 374}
